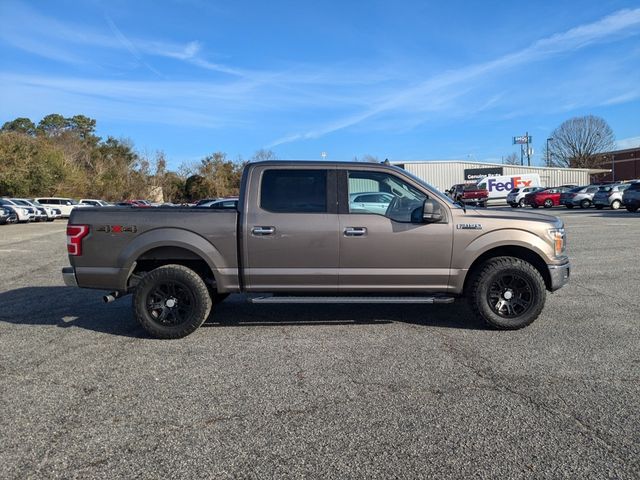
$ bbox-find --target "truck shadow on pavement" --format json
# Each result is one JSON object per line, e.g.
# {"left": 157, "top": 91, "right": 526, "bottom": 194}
{"left": 0, "top": 287, "right": 485, "bottom": 338}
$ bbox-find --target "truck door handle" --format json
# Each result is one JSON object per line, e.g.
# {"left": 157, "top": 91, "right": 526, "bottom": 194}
{"left": 252, "top": 226, "right": 275, "bottom": 236}
{"left": 344, "top": 227, "right": 367, "bottom": 237}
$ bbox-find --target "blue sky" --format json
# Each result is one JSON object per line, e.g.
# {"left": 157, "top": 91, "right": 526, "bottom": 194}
{"left": 1, "top": 0, "right": 639, "bottom": 168}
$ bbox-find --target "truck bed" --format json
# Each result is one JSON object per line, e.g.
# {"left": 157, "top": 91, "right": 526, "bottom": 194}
{"left": 68, "top": 207, "right": 239, "bottom": 292}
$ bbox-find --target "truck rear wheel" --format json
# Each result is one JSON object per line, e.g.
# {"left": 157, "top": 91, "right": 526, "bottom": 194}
{"left": 468, "top": 256, "right": 546, "bottom": 330}
{"left": 133, "top": 264, "right": 212, "bottom": 339}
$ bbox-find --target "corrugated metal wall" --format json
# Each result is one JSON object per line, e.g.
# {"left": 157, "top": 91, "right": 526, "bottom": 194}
{"left": 396, "top": 161, "right": 602, "bottom": 191}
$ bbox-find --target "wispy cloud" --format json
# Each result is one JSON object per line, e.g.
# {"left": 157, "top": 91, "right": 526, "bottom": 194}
{"left": 616, "top": 135, "right": 640, "bottom": 150}
{"left": 269, "top": 8, "right": 640, "bottom": 146}
{"left": 103, "top": 14, "right": 164, "bottom": 78}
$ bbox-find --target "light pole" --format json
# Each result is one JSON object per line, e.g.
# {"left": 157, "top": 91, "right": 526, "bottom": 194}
{"left": 611, "top": 154, "right": 615, "bottom": 182}
{"left": 546, "top": 137, "right": 553, "bottom": 167}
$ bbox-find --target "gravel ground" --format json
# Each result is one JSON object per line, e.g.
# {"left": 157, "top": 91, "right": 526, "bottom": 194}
{"left": 0, "top": 208, "right": 638, "bottom": 479}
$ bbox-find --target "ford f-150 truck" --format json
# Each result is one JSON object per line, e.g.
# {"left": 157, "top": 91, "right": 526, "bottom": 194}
{"left": 62, "top": 161, "right": 570, "bottom": 338}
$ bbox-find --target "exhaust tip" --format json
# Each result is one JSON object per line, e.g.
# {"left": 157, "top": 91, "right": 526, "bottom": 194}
{"left": 102, "top": 291, "right": 121, "bottom": 303}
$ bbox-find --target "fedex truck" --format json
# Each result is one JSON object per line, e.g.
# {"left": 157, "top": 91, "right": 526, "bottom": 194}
{"left": 476, "top": 174, "right": 542, "bottom": 203}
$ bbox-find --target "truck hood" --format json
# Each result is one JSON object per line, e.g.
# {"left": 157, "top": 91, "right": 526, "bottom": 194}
{"left": 464, "top": 207, "right": 563, "bottom": 228}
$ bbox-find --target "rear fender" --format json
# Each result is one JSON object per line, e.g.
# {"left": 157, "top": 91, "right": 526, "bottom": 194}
{"left": 118, "top": 228, "right": 234, "bottom": 290}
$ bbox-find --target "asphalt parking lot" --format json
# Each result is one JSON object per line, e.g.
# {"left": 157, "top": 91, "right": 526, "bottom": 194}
{"left": 1, "top": 209, "right": 639, "bottom": 479}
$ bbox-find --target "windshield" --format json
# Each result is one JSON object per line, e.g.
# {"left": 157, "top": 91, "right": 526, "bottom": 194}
{"left": 395, "top": 167, "right": 460, "bottom": 207}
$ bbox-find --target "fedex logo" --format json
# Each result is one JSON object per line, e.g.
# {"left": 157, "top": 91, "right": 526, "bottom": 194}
{"left": 487, "top": 176, "right": 532, "bottom": 192}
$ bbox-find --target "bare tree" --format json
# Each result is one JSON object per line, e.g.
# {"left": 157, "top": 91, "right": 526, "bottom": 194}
{"left": 250, "top": 149, "right": 277, "bottom": 162}
{"left": 503, "top": 153, "right": 520, "bottom": 165}
{"left": 361, "top": 154, "right": 379, "bottom": 163}
{"left": 547, "top": 115, "right": 615, "bottom": 168}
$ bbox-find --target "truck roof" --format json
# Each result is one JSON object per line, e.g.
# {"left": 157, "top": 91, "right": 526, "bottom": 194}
{"left": 246, "top": 160, "right": 400, "bottom": 170}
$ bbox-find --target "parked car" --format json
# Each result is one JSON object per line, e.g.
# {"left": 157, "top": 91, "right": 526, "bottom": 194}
{"left": 29, "top": 199, "right": 58, "bottom": 221}
{"left": 622, "top": 182, "right": 640, "bottom": 212}
{"left": 34, "top": 197, "right": 88, "bottom": 217}
{"left": 560, "top": 185, "right": 599, "bottom": 209}
{"left": 11, "top": 198, "right": 52, "bottom": 222}
{"left": 0, "top": 198, "right": 32, "bottom": 222}
{"left": 593, "top": 184, "right": 630, "bottom": 210}
{"left": 1, "top": 206, "right": 17, "bottom": 225}
{"left": 79, "top": 199, "right": 113, "bottom": 207}
{"left": 8, "top": 198, "right": 43, "bottom": 221}
{"left": 195, "top": 198, "right": 219, "bottom": 206}
{"left": 195, "top": 198, "right": 240, "bottom": 210}
{"left": 448, "top": 183, "right": 489, "bottom": 207}
{"left": 347, "top": 192, "right": 394, "bottom": 215}
{"left": 524, "top": 186, "right": 573, "bottom": 208}
{"left": 117, "top": 200, "right": 153, "bottom": 208}
{"left": 62, "top": 161, "right": 570, "bottom": 339}
{"left": 506, "top": 187, "right": 543, "bottom": 208}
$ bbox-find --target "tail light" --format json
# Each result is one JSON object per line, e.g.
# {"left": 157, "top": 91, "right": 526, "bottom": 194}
{"left": 67, "top": 224, "right": 89, "bottom": 256}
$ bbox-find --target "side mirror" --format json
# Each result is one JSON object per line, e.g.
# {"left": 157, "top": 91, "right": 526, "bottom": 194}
{"left": 422, "top": 198, "right": 443, "bottom": 223}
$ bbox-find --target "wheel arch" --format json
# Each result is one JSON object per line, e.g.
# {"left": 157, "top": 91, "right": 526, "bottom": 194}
{"left": 463, "top": 245, "right": 551, "bottom": 294}
{"left": 118, "top": 228, "right": 231, "bottom": 291}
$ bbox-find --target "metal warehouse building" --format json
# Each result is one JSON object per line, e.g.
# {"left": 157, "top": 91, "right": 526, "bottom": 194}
{"left": 392, "top": 160, "right": 609, "bottom": 191}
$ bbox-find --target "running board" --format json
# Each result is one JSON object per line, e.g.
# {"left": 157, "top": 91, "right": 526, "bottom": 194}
{"left": 248, "top": 296, "right": 455, "bottom": 304}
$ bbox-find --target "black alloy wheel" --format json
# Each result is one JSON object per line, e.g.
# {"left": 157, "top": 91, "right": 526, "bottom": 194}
{"left": 146, "top": 281, "right": 196, "bottom": 326}
{"left": 487, "top": 273, "right": 534, "bottom": 318}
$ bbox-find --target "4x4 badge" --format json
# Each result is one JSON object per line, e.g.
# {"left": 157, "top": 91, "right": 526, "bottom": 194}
{"left": 96, "top": 225, "right": 137, "bottom": 233}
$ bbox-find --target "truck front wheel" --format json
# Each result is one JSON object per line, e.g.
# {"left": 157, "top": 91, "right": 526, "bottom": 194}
{"left": 133, "top": 264, "right": 212, "bottom": 339}
{"left": 468, "top": 257, "right": 546, "bottom": 330}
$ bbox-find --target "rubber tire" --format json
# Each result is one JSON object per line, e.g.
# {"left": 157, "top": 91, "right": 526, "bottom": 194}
{"left": 580, "top": 199, "right": 590, "bottom": 209}
{"left": 566, "top": 204, "right": 574, "bottom": 209}
{"left": 518, "top": 198, "right": 525, "bottom": 208}
{"left": 627, "top": 205, "right": 638, "bottom": 212}
{"left": 531, "top": 204, "right": 539, "bottom": 209}
{"left": 543, "top": 199, "right": 553, "bottom": 208}
{"left": 595, "top": 205, "right": 604, "bottom": 210}
{"left": 611, "top": 200, "right": 621, "bottom": 210}
{"left": 467, "top": 256, "right": 546, "bottom": 330}
{"left": 133, "top": 264, "right": 212, "bottom": 339}
{"left": 510, "top": 203, "right": 518, "bottom": 208}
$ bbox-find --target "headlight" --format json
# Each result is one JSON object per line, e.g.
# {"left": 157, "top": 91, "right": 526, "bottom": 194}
{"left": 547, "top": 228, "right": 566, "bottom": 257}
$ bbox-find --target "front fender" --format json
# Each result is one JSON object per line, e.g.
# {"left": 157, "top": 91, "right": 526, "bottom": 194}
{"left": 455, "top": 228, "right": 553, "bottom": 269}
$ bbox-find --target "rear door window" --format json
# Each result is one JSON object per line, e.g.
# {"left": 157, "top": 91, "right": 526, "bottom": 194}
{"left": 261, "top": 169, "right": 327, "bottom": 213}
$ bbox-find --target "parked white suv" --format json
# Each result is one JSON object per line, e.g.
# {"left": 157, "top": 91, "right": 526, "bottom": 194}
{"left": 0, "top": 198, "right": 32, "bottom": 222}
{"left": 34, "top": 197, "right": 88, "bottom": 218}
{"left": 507, "top": 187, "right": 543, "bottom": 208}
{"left": 79, "top": 199, "right": 113, "bottom": 207}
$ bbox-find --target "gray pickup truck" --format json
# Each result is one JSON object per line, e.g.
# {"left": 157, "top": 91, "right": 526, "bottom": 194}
{"left": 62, "top": 161, "right": 570, "bottom": 338}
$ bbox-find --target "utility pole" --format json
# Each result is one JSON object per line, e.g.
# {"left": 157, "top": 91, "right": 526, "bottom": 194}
{"left": 526, "top": 131, "right": 531, "bottom": 166}
{"left": 546, "top": 137, "right": 553, "bottom": 167}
